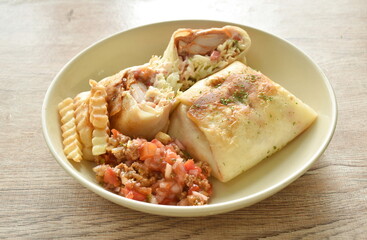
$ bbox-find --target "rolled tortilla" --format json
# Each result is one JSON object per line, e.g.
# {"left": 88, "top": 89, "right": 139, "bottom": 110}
{"left": 99, "top": 26, "right": 251, "bottom": 140}
{"left": 156, "top": 25, "right": 251, "bottom": 90}
{"left": 168, "top": 61, "right": 317, "bottom": 182}
{"left": 99, "top": 64, "right": 174, "bottom": 139}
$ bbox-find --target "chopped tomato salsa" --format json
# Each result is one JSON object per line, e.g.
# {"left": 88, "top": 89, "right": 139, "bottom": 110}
{"left": 139, "top": 142, "right": 157, "bottom": 160}
{"left": 93, "top": 130, "right": 212, "bottom": 206}
{"left": 103, "top": 167, "right": 120, "bottom": 187}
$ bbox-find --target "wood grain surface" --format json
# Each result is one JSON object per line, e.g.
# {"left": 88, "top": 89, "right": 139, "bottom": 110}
{"left": 0, "top": 0, "right": 366, "bottom": 239}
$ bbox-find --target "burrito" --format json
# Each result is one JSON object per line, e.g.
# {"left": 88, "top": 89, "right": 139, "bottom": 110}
{"left": 100, "top": 26, "right": 252, "bottom": 140}
{"left": 99, "top": 64, "right": 174, "bottom": 139}
{"left": 168, "top": 61, "right": 317, "bottom": 182}
{"left": 153, "top": 25, "right": 251, "bottom": 91}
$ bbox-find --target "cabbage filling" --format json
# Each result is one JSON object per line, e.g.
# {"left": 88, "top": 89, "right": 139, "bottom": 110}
{"left": 179, "top": 39, "right": 247, "bottom": 90}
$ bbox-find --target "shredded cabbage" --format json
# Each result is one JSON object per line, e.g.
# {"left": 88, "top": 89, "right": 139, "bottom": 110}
{"left": 149, "top": 38, "right": 247, "bottom": 92}
{"left": 179, "top": 38, "right": 247, "bottom": 90}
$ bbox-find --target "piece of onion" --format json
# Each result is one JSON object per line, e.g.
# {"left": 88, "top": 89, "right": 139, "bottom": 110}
{"left": 149, "top": 195, "right": 158, "bottom": 204}
{"left": 170, "top": 183, "right": 181, "bottom": 194}
{"left": 192, "top": 191, "right": 208, "bottom": 201}
{"left": 177, "top": 198, "right": 189, "bottom": 206}
{"left": 165, "top": 163, "right": 172, "bottom": 179}
{"left": 130, "top": 82, "right": 147, "bottom": 103}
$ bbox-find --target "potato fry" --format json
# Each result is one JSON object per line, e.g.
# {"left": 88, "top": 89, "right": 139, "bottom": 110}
{"left": 58, "top": 97, "right": 82, "bottom": 162}
{"left": 74, "top": 92, "right": 94, "bottom": 161}
{"left": 89, "top": 80, "right": 110, "bottom": 155}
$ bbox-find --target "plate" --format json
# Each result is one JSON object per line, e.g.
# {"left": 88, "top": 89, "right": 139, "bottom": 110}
{"left": 42, "top": 20, "right": 337, "bottom": 217}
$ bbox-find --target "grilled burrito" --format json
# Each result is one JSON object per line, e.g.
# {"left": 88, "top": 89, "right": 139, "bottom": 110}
{"left": 168, "top": 61, "right": 317, "bottom": 182}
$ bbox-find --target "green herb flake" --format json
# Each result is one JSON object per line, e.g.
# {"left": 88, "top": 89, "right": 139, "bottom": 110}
{"left": 258, "top": 93, "right": 273, "bottom": 101}
{"left": 233, "top": 90, "right": 248, "bottom": 103}
{"left": 233, "top": 39, "right": 239, "bottom": 48}
{"left": 273, "top": 146, "right": 277, "bottom": 150}
{"left": 293, "top": 122, "right": 296, "bottom": 126}
{"left": 220, "top": 98, "right": 233, "bottom": 105}
{"left": 246, "top": 74, "right": 259, "bottom": 82}
{"left": 214, "top": 83, "right": 222, "bottom": 88}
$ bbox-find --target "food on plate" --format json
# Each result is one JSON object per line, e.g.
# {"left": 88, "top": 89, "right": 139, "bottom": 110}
{"left": 93, "top": 130, "right": 212, "bottom": 205}
{"left": 168, "top": 61, "right": 317, "bottom": 182}
{"left": 57, "top": 25, "right": 317, "bottom": 204}
{"left": 58, "top": 98, "right": 83, "bottom": 162}
{"left": 99, "top": 25, "right": 251, "bottom": 139}
{"left": 156, "top": 25, "right": 251, "bottom": 90}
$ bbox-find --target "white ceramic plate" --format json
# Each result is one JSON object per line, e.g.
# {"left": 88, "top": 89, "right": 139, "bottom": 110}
{"left": 42, "top": 20, "right": 337, "bottom": 217}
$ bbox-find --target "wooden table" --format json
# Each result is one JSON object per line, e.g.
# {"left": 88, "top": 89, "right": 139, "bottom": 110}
{"left": 1, "top": 0, "right": 366, "bottom": 239}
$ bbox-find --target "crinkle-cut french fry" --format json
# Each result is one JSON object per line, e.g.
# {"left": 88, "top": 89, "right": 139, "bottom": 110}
{"left": 74, "top": 91, "right": 94, "bottom": 161}
{"left": 58, "top": 97, "right": 82, "bottom": 162}
{"left": 91, "top": 127, "right": 109, "bottom": 155}
{"left": 89, "top": 80, "right": 110, "bottom": 156}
